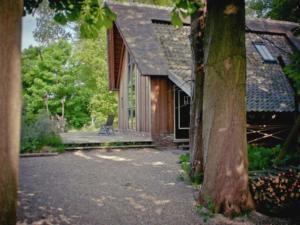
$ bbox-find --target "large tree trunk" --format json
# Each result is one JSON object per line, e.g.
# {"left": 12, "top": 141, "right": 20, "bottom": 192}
{"left": 278, "top": 115, "right": 300, "bottom": 160}
{"left": 199, "top": 0, "right": 254, "bottom": 216}
{"left": 0, "top": 1, "right": 22, "bottom": 224}
{"left": 189, "top": 8, "right": 206, "bottom": 177}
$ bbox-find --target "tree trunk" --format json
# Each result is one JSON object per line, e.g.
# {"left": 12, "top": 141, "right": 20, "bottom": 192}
{"left": 199, "top": 0, "right": 254, "bottom": 216}
{"left": 279, "top": 115, "right": 300, "bottom": 159}
{"left": 189, "top": 8, "right": 206, "bottom": 177}
{"left": 0, "top": 1, "right": 22, "bottom": 224}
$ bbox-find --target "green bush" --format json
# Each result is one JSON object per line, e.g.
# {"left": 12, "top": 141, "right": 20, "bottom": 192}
{"left": 21, "top": 112, "right": 64, "bottom": 153}
{"left": 179, "top": 152, "right": 190, "bottom": 163}
{"left": 178, "top": 153, "right": 203, "bottom": 185}
{"left": 248, "top": 145, "right": 281, "bottom": 171}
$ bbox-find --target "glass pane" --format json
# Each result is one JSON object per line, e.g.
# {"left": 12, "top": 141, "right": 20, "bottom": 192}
{"left": 127, "top": 58, "right": 136, "bottom": 130}
{"left": 254, "top": 43, "right": 276, "bottom": 62}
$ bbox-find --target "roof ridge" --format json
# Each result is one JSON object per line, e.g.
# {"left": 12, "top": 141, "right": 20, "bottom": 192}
{"left": 105, "top": 1, "right": 173, "bottom": 11}
{"left": 247, "top": 18, "right": 299, "bottom": 26}
{"left": 106, "top": 1, "right": 299, "bottom": 27}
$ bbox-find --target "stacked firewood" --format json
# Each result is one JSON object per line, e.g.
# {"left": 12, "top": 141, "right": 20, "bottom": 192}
{"left": 249, "top": 166, "right": 300, "bottom": 215}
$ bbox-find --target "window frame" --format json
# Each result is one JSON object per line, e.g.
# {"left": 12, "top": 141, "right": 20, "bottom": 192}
{"left": 127, "top": 53, "right": 137, "bottom": 131}
{"left": 253, "top": 42, "right": 277, "bottom": 63}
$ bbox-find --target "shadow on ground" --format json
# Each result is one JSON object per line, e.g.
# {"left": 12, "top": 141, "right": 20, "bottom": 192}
{"left": 17, "top": 148, "right": 291, "bottom": 225}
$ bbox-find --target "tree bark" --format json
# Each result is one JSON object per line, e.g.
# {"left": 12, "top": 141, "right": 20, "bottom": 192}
{"left": 199, "top": 0, "right": 254, "bottom": 216}
{"left": 279, "top": 115, "right": 300, "bottom": 159}
{"left": 0, "top": 1, "right": 22, "bottom": 224}
{"left": 189, "top": 8, "right": 206, "bottom": 177}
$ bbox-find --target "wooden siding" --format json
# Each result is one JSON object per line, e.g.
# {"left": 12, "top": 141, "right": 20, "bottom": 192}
{"left": 117, "top": 50, "right": 151, "bottom": 133}
{"left": 107, "top": 24, "right": 124, "bottom": 90}
{"left": 151, "top": 78, "right": 174, "bottom": 135}
{"left": 136, "top": 73, "right": 151, "bottom": 133}
{"left": 118, "top": 51, "right": 128, "bottom": 131}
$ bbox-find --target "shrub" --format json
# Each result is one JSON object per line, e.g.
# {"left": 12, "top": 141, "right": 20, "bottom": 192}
{"left": 21, "top": 112, "right": 64, "bottom": 153}
{"left": 178, "top": 153, "right": 203, "bottom": 185}
{"left": 179, "top": 152, "right": 190, "bottom": 163}
{"left": 179, "top": 153, "right": 191, "bottom": 176}
{"left": 248, "top": 145, "right": 280, "bottom": 171}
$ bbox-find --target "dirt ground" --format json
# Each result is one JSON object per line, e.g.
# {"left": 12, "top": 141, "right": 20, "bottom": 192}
{"left": 17, "top": 148, "right": 293, "bottom": 225}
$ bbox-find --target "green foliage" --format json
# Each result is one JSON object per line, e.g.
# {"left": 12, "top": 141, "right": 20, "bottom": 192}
{"left": 171, "top": 0, "right": 204, "bottom": 27}
{"left": 21, "top": 111, "right": 64, "bottom": 153}
{"left": 24, "top": 0, "right": 117, "bottom": 38}
{"left": 22, "top": 34, "right": 117, "bottom": 129}
{"left": 179, "top": 152, "right": 190, "bottom": 163}
{"left": 22, "top": 40, "right": 89, "bottom": 128}
{"left": 178, "top": 153, "right": 203, "bottom": 185}
{"left": 281, "top": 53, "right": 300, "bottom": 165}
{"left": 246, "top": 0, "right": 300, "bottom": 23}
{"left": 196, "top": 197, "right": 215, "bottom": 222}
{"left": 179, "top": 153, "right": 190, "bottom": 176}
{"left": 70, "top": 32, "right": 118, "bottom": 125}
{"left": 177, "top": 153, "right": 192, "bottom": 184}
{"left": 274, "top": 149, "right": 300, "bottom": 166}
{"left": 33, "top": 0, "right": 73, "bottom": 45}
{"left": 79, "top": 3, "right": 116, "bottom": 38}
{"left": 248, "top": 145, "right": 281, "bottom": 171}
{"left": 284, "top": 53, "right": 300, "bottom": 95}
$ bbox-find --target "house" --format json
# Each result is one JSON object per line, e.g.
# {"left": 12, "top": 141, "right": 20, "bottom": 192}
{"left": 106, "top": 2, "right": 300, "bottom": 145}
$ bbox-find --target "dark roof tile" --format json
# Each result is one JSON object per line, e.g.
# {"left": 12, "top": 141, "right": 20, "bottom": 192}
{"left": 107, "top": 2, "right": 297, "bottom": 112}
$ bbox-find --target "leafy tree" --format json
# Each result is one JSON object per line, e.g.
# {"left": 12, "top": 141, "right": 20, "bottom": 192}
{"left": 22, "top": 37, "right": 116, "bottom": 129}
{"left": 0, "top": 2, "right": 23, "bottom": 224}
{"left": 284, "top": 54, "right": 300, "bottom": 93}
{"left": 189, "top": 4, "right": 205, "bottom": 179}
{"left": 24, "top": 0, "right": 117, "bottom": 38}
{"left": 22, "top": 40, "right": 90, "bottom": 128}
{"left": 171, "top": 0, "right": 205, "bottom": 177}
{"left": 1, "top": 0, "right": 255, "bottom": 222}
{"left": 200, "top": 0, "right": 254, "bottom": 216}
{"left": 22, "top": 41, "right": 72, "bottom": 119}
{"left": 32, "top": 0, "right": 73, "bottom": 45}
{"left": 70, "top": 33, "right": 117, "bottom": 125}
{"left": 277, "top": 54, "right": 300, "bottom": 160}
{"left": 1, "top": 1, "right": 116, "bottom": 223}
{"left": 172, "top": 0, "right": 254, "bottom": 216}
{"left": 246, "top": 0, "right": 300, "bottom": 23}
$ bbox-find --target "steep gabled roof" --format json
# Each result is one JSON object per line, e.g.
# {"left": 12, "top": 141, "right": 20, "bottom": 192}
{"left": 107, "top": 2, "right": 171, "bottom": 76}
{"left": 107, "top": 1, "right": 299, "bottom": 112}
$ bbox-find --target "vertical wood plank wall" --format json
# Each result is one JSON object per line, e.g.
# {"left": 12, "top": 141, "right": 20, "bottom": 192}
{"left": 151, "top": 78, "right": 174, "bottom": 135}
{"left": 136, "top": 72, "right": 151, "bottom": 133}
{"left": 118, "top": 51, "right": 128, "bottom": 131}
{"left": 117, "top": 50, "right": 151, "bottom": 133}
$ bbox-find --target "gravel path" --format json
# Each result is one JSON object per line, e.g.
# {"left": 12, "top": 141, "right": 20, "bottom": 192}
{"left": 17, "top": 148, "right": 202, "bottom": 225}
{"left": 17, "top": 148, "right": 292, "bottom": 225}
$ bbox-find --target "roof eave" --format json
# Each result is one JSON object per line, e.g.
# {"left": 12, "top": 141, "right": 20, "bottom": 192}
{"left": 168, "top": 71, "right": 191, "bottom": 97}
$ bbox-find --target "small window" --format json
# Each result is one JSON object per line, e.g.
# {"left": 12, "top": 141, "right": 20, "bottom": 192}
{"left": 254, "top": 42, "right": 276, "bottom": 63}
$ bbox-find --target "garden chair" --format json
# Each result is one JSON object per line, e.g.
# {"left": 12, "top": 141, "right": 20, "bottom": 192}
{"left": 99, "top": 115, "right": 115, "bottom": 135}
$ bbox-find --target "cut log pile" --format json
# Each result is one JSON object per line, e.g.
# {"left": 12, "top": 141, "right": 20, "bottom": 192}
{"left": 249, "top": 166, "right": 300, "bottom": 215}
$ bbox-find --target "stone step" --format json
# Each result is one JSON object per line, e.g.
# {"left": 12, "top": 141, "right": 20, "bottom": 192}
{"left": 65, "top": 144, "right": 157, "bottom": 151}
{"left": 178, "top": 144, "right": 189, "bottom": 151}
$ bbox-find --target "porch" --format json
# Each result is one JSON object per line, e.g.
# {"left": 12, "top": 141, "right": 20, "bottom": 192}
{"left": 60, "top": 131, "right": 153, "bottom": 150}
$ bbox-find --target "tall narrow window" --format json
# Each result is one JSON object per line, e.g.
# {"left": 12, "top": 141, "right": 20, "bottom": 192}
{"left": 127, "top": 54, "right": 136, "bottom": 130}
{"left": 254, "top": 42, "right": 276, "bottom": 63}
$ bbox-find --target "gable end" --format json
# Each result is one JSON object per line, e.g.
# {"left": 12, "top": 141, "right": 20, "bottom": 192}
{"left": 107, "top": 24, "right": 125, "bottom": 90}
